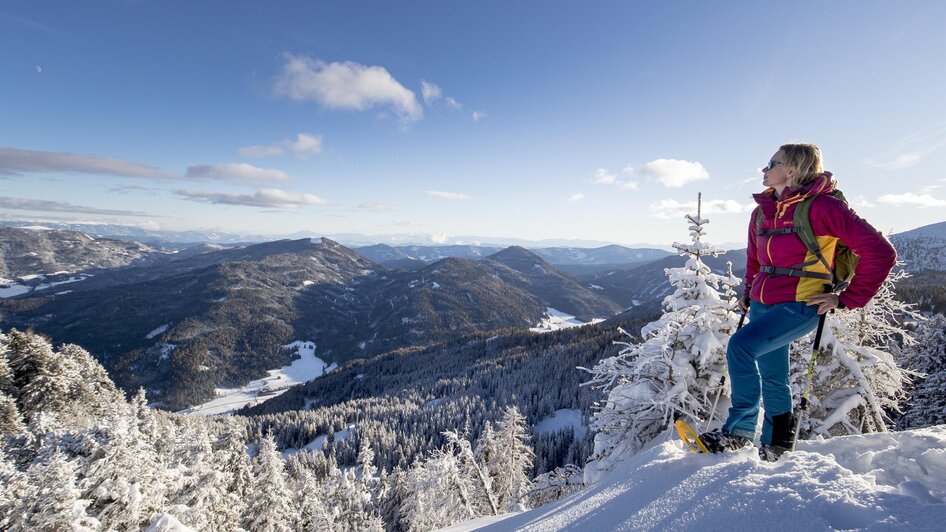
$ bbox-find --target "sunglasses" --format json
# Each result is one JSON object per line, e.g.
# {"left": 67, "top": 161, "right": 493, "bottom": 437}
{"left": 765, "top": 160, "right": 784, "bottom": 170}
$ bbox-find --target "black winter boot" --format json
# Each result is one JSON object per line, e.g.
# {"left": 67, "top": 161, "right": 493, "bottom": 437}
{"left": 698, "top": 428, "right": 752, "bottom": 454}
{"left": 760, "top": 412, "right": 796, "bottom": 462}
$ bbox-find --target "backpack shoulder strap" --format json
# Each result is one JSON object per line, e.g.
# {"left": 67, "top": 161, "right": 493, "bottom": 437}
{"left": 793, "top": 194, "right": 832, "bottom": 272}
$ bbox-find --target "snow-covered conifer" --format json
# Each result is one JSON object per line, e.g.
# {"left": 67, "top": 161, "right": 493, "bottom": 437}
{"left": 480, "top": 406, "right": 533, "bottom": 511}
{"left": 583, "top": 195, "right": 741, "bottom": 463}
{"left": 800, "top": 268, "right": 917, "bottom": 436}
{"left": 0, "top": 392, "right": 24, "bottom": 436}
{"left": 897, "top": 313, "right": 946, "bottom": 429}
{"left": 402, "top": 430, "right": 479, "bottom": 530}
{"left": 246, "top": 432, "right": 297, "bottom": 531}
{"left": 18, "top": 449, "right": 99, "bottom": 531}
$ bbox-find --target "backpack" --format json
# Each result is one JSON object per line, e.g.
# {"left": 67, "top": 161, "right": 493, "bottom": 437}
{"left": 755, "top": 189, "right": 860, "bottom": 292}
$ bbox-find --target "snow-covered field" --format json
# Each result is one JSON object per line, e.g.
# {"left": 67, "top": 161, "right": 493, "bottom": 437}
{"left": 451, "top": 425, "right": 946, "bottom": 531}
{"left": 530, "top": 308, "right": 604, "bottom": 333}
{"left": 183, "top": 341, "right": 335, "bottom": 416}
{"left": 533, "top": 409, "right": 587, "bottom": 439}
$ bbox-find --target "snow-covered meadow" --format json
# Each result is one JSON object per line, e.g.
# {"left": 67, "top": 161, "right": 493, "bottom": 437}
{"left": 529, "top": 308, "right": 604, "bottom": 333}
{"left": 184, "top": 341, "right": 335, "bottom": 415}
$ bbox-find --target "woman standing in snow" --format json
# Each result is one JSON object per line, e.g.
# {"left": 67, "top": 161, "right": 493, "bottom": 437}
{"left": 699, "top": 143, "right": 896, "bottom": 461}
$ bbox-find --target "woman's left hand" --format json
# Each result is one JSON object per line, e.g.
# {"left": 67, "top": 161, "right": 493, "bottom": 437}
{"left": 806, "top": 293, "right": 840, "bottom": 315}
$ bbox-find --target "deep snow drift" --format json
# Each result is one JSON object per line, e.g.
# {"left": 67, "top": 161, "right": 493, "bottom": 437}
{"left": 455, "top": 424, "right": 946, "bottom": 531}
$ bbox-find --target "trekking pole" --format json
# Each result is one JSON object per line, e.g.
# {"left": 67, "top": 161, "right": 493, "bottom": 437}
{"left": 703, "top": 309, "right": 747, "bottom": 433}
{"left": 792, "top": 312, "right": 827, "bottom": 451}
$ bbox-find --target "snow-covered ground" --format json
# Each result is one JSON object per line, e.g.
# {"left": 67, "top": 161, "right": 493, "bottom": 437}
{"left": 0, "top": 280, "right": 30, "bottom": 298}
{"left": 285, "top": 424, "right": 354, "bottom": 457}
{"left": 533, "top": 409, "right": 587, "bottom": 439}
{"left": 451, "top": 425, "right": 946, "bottom": 531}
{"left": 183, "top": 341, "right": 335, "bottom": 416}
{"left": 530, "top": 308, "right": 604, "bottom": 333}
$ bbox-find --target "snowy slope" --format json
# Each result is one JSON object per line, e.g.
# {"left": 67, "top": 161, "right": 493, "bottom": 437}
{"left": 457, "top": 425, "right": 946, "bottom": 531}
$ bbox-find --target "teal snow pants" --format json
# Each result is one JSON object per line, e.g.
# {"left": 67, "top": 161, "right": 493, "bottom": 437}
{"left": 722, "top": 301, "right": 820, "bottom": 446}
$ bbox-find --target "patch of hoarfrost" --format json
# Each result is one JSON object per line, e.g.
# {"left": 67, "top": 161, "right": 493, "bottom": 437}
{"left": 530, "top": 308, "right": 603, "bottom": 333}
{"left": 183, "top": 340, "right": 332, "bottom": 416}
{"left": 159, "top": 344, "right": 176, "bottom": 360}
{"left": 147, "top": 324, "right": 170, "bottom": 339}
{"left": 286, "top": 424, "right": 355, "bottom": 457}
{"left": 534, "top": 408, "right": 587, "bottom": 438}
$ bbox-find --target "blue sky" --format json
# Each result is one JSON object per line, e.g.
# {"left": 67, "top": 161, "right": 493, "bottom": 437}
{"left": 2, "top": 1, "right": 945, "bottom": 247}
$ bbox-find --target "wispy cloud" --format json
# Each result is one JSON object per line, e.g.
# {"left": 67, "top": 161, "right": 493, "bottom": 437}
{"left": 650, "top": 198, "right": 751, "bottom": 220}
{"left": 424, "top": 190, "right": 470, "bottom": 200}
{"left": 185, "top": 163, "right": 292, "bottom": 185}
{"left": 569, "top": 193, "right": 585, "bottom": 202}
{"left": 864, "top": 122, "right": 946, "bottom": 169}
{"left": 274, "top": 55, "right": 422, "bottom": 122}
{"left": 175, "top": 188, "right": 329, "bottom": 208}
{"left": 877, "top": 192, "right": 946, "bottom": 208}
{"left": 640, "top": 159, "right": 709, "bottom": 188}
{"left": 0, "top": 147, "right": 174, "bottom": 179}
{"left": 358, "top": 202, "right": 398, "bottom": 212}
{"left": 591, "top": 168, "right": 638, "bottom": 190}
{"left": 472, "top": 111, "right": 486, "bottom": 122}
{"left": 237, "top": 133, "right": 323, "bottom": 159}
{"left": 0, "top": 196, "right": 152, "bottom": 216}
{"left": 421, "top": 80, "right": 463, "bottom": 110}
{"left": 429, "top": 233, "right": 449, "bottom": 244}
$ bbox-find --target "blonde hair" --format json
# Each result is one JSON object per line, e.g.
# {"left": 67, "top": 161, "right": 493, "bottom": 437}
{"left": 779, "top": 143, "right": 823, "bottom": 187}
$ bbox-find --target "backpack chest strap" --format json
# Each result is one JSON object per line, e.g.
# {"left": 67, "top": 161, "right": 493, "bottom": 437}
{"left": 757, "top": 227, "right": 803, "bottom": 236}
{"left": 759, "top": 265, "right": 833, "bottom": 281}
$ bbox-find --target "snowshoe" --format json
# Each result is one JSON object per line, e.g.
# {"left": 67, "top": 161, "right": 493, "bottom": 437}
{"left": 697, "top": 428, "right": 752, "bottom": 454}
{"left": 759, "top": 444, "right": 790, "bottom": 462}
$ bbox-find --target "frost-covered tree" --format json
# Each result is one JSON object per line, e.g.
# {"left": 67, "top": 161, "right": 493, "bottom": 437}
{"left": 15, "top": 449, "right": 99, "bottom": 532}
{"left": 897, "top": 313, "right": 946, "bottom": 429}
{"left": 478, "top": 406, "right": 533, "bottom": 511}
{"left": 0, "top": 392, "right": 24, "bottom": 436}
{"left": 402, "top": 430, "right": 479, "bottom": 530}
{"left": 583, "top": 195, "right": 741, "bottom": 463}
{"left": 798, "top": 267, "right": 918, "bottom": 437}
{"left": 246, "top": 433, "right": 297, "bottom": 531}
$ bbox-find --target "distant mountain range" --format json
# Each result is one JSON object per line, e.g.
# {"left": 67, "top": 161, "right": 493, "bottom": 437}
{"left": 0, "top": 229, "right": 628, "bottom": 410}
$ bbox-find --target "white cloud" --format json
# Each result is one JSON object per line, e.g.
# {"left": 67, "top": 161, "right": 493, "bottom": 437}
{"left": 650, "top": 198, "right": 750, "bottom": 220}
{"left": 358, "top": 202, "right": 397, "bottom": 212}
{"left": 852, "top": 195, "right": 876, "bottom": 208}
{"left": 421, "top": 81, "right": 442, "bottom": 104}
{"left": 640, "top": 158, "right": 710, "bottom": 188}
{"left": 591, "top": 168, "right": 616, "bottom": 185}
{"left": 237, "top": 133, "right": 323, "bottom": 159}
{"left": 591, "top": 167, "right": 638, "bottom": 190}
{"left": 877, "top": 192, "right": 946, "bottom": 208}
{"left": 0, "top": 147, "right": 174, "bottom": 179}
{"left": 35, "top": 65, "right": 42, "bottom": 73}
{"left": 445, "top": 97, "right": 462, "bottom": 110}
{"left": 622, "top": 164, "right": 634, "bottom": 176}
{"left": 0, "top": 196, "right": 152, "bottom": 216}
{"left": 185, "top": 163, "right": 292, "bottom": 185}
{"left": 472, "top": 111, "right": 486, "bottom": 122}
{"left": 424, "top": 190, "right": 470, "bottom": 200}
{"left": 175, "top": 188, "right": 329, "bottom": 208}
{"left": 429, "top": 233, "right": 449, "bottom": 244}
{"left": 274, "top": 55, "right": 422, "bottom": 122}
{"left": 569, "top": 193, "right": 585, "bottom": 202}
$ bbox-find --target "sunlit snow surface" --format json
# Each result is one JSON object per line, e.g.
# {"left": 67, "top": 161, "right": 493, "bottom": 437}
{"left": 183, "top": 341, "right": 335, "bottom": 416}
{"left": 530, "top": 308, "right": 603, "bottom": 333}
{"left": 449, "top": 425, "right": 946, "bottom": 531}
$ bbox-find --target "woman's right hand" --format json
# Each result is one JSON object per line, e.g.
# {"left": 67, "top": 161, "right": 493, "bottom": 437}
{"left": 737, "top": 297, "right": 750, "bottom": 313}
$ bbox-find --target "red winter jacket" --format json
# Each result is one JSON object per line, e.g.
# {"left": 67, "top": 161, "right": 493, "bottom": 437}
{"left": 745, "top": 172, "right": 896, "bottom": 309}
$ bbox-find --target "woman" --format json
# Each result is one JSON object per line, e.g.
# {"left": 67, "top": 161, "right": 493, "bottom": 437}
{"left": 699, "top": 143, "right": 896, "bottom": 461}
